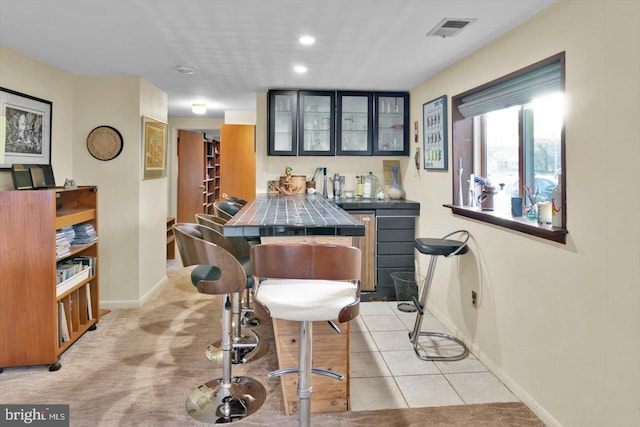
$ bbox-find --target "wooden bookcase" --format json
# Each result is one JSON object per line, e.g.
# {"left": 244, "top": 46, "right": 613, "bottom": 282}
{"left": 0, "top": 186, "right": 99, "bottom": 372}
{"left": 204, "top": 138, "right": 221, "bottom": 214}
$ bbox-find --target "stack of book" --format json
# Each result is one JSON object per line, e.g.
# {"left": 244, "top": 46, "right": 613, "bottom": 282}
{"left": 69, "top": 256, "right": 96, "bottom": 276}
{"left": 56, "top": 262, "right": 85, "bottom": 285}
{"left": 73, "top": 223, "right": 97, "bottom": 245}
{"left": 55, "top": 228, "right": 73, "bottom": 257}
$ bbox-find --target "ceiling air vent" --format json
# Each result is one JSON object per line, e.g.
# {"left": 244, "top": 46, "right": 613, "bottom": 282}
{"left": 427, "top": 18, "right": 476, "bottom": 38}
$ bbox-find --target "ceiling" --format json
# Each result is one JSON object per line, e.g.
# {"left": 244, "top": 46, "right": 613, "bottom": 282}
{"left": 0, "top": 0, "right": 557, "bottom": 119}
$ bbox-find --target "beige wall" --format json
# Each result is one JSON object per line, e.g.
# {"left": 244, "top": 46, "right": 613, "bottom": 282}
{"left": 406, "top": 1, "right": 639, "bottom": 426}
{"left": 1, "top": 46, "right": 169, "bottom": 308}
{"left": 0, "top": 46, "right": 74, "bottom": 190}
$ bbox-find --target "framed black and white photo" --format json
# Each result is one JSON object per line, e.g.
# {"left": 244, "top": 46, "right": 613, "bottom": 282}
{"left": 422, "top": 95, "right": 448, "bottom": 171}
{"left": 0, "top": 87, "right": 52, "bottom": 169}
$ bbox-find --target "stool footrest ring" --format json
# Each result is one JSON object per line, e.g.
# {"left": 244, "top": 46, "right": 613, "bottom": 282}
{"left": 268, "top": 367, "right": 344, "bottom": 381}
{"left": 411, "top": 331, "right": 469, "bottom": 361}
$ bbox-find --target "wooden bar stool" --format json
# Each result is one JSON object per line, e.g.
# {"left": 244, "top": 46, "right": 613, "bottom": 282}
{"left": 174, "top": 223, "right": 265, "bottom": 423}
{"left": 250, "top": 243, "right": 361, "bottom": 427}
{"left": 410, "top": 230, "right": 470, "bottom": 361}
{"left": 192, "top": 218, "right": 264, "bottom": 364}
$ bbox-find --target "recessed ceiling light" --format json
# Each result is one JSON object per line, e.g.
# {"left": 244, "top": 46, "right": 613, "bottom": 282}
{"left": 192, "top": 103, "right": 206, "bottom": 114}
{"left": 299, "top": 35, "right": 315, "bottom": 46}
{"left": 176, "top": 65, "right": 195, "bottom": 75}
{"left": 294, "top": 65, "right": 308, "bottom": 74}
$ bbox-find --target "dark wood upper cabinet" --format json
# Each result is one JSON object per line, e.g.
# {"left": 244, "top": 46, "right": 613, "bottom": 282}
{"left": 268, "top": 90, "right": 298, "bottom": 156}
{"left": 298, "top": 90, "right": 336, "bottom": 156}
{"left": 336, "top": 91, "right": 373, "bottom": 156}
{"left": 268, "top": 89, "right": 409, "bottom": 157}
{"left": 373, "top": 92, "right": 409, "bottom": 156}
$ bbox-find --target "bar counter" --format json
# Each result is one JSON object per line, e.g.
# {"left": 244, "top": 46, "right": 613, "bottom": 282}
{"left": 223, "top": 193, "right": 363, "bottom": 415}
{"left": 223, "top": 193, "right": 365, "bottom": 238}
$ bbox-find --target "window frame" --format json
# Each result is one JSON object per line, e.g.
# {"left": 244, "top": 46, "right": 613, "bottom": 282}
{"left": 448, "top": 52, "right": 567, "bottom": 244}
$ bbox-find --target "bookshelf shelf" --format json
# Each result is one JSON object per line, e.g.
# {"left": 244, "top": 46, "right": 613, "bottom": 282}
{"left": 0, "top": 186, "right": 99, "bottom": 372}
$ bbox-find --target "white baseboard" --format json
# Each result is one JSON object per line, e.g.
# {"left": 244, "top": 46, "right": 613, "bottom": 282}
{"left": 426, "top": 303, "right": 563, "bottom": 427}
{"left": 99, "top": 275, "right": 168, "bottom": 310}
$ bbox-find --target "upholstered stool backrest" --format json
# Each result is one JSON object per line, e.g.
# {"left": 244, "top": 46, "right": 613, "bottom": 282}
{"left": 250, "top": 243, "right": 362, "bottom": 322}
{"left": 195, "top": 214, "right": 250, "bottom": 259}
{"left": 213, "top": 201, "right": 241, "bottom": 220}
{"left": 174, "top": 223, "right": 245, "bottom": 295}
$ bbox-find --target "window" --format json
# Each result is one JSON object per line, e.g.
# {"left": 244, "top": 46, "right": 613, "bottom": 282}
{"left": 481, "top": 92, "right": 563, "bottom": 203}
{"left": 450, "top": 52, "right": 566, "bottom": 243}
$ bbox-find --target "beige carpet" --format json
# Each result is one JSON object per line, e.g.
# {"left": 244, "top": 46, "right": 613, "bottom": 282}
{"left": 0, "top": 264, "right": 545, "bottom": 426}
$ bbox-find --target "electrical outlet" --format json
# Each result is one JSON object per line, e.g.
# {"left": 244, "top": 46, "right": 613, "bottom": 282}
{"left": 471, "top": 290, "right": 478, "bottom": 308}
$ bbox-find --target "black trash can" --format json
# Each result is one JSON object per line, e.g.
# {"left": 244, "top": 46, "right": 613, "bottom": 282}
{"left": 390, "top": 271, "right": 420, "bottom": 313}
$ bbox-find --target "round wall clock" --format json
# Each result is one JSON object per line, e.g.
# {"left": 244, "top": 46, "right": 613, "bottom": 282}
{"left": 86, "top": 126, "right": 123, "bottom": 161}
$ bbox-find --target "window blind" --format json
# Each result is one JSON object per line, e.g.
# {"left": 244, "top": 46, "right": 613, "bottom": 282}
{"left": 457, "top": 61, "right": 561, "bottom": 118}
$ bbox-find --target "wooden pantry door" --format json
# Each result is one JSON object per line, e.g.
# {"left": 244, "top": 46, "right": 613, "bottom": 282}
{"left": 220, "top": 124, "right": 256, "bottom": 202}
{"left": 177, "top": 129, "right": 206, "bottom": 224}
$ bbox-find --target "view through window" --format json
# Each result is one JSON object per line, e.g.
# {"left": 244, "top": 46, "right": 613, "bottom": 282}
{"left": 483, "top": 92, "right": 564, "bottom": 205}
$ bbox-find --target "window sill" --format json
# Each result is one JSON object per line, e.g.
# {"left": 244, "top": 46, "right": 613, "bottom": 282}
{"left": 443, "top": 204, "right": 567, "bottom": 244}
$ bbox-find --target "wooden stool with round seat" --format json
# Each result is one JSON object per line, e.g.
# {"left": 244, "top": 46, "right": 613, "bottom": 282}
{"left": 250, "top": 243, "right": 361, "bottom": 427}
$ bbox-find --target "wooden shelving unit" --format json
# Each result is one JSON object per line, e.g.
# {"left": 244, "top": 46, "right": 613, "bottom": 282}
{"left": 166, "top": 217, "right": 175, "bottom": 259}
{"left": 0, "top": 186, "right": 99, "bottom": 372}
{"left": 204, "top": 138, "right": 221, "bottom": 214}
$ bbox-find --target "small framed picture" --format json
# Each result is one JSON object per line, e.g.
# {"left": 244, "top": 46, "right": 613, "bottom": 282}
{"left": 422, "top": 95, "right": 448, "bottom": 171}
{"left": 142, "top": 116, "right": 168, "bottom": 180}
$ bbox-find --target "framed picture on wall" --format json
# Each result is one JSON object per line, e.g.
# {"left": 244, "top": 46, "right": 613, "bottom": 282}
{"left": 142, "top": 115, "right": 168, "bottom": 180}
{"left": 422, "top": 95, "right": 448, "bottom": 171}
{"left": 0, "top": 87, "right": 52, "bottom": 169}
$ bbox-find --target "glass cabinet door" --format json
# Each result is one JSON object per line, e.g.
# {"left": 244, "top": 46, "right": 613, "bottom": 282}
{"left": 374, "top": 92, "right": 409, "bottom": 156}
{"left": 298, "top": 90, "right": 335, "bottom": 156}
{"left": 337, "top": 91, "right": 373, "bottom": 155}
{"left": 268, "top": 90, "right": 298, "bottom": 156}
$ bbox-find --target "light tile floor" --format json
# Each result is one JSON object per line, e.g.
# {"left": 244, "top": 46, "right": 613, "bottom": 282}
{"left": 350, "top": 301, "right": 518, "bottom": 412}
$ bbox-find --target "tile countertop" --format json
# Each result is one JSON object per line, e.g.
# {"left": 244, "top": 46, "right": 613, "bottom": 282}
{"left": 335, "top": 198, "right": 420, "bottom": 211}
{"left": 223, "top": 193, "right": 366, "bottom": 237}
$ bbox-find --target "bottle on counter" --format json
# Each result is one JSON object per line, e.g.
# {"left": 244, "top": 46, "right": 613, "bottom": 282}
{"left": 322, "top": 168, "right": 328, "bottom": 198}
{"left": 551, "top": 173, "right": 562, "bottom": 227}
{"left": 355, "top": 176, "right": 363, "bottom": 198}
{"left": 362, "top": 172, "right": 376, "bottom": 199}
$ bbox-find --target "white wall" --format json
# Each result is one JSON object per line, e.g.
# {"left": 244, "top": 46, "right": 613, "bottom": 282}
{"left": 406, "top": 1, "right": 639, "bottom": 426}
{"left": 1, "top": 45, "right": 170, "bottom": 309}
{"left": 0, "top": 46, "right": 74, "bottom": 190}
{"left": 73, "top": 76, "right": 142, "bottom": 305}
{"left": 138, "top": 79, "right": 169, "bottom": 304}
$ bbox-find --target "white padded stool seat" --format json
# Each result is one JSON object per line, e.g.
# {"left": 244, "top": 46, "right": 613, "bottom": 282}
{"left": 255, "top": 279, "right": 358, "bottom": 322}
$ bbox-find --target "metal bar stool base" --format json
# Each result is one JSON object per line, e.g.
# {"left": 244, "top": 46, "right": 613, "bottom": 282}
{"left": 410, "top": 331, "right": 469, "bottom": 362}
{"left": 186, "top": 376, "right": 266, "bottom": 424}
{"left": 206, "top": 329, "right": 267, "bottom": 365}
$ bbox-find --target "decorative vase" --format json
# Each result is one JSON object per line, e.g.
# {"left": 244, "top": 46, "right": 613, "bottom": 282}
{"left": 387, "top": 166, "right": 405, "bottom": 200}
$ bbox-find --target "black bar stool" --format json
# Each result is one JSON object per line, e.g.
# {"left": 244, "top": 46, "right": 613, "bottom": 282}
{"left": 410, "top": 230, "right": 470, "bottom": 361}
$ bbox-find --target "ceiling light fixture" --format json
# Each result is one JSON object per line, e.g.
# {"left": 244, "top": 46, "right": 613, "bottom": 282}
{"left": 298, "top": 35, "right": 315, "bottom": 46}
{"left": 294, "top": 65, "right": 308, "bottom": 74}
{"left": 192, "top": 103, "right": 206, "bottom": 114}
{"left": 176, "top": 65, "right": 195, "bottom": 75}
